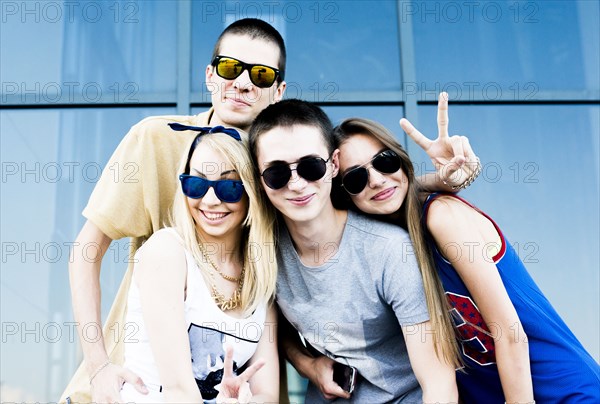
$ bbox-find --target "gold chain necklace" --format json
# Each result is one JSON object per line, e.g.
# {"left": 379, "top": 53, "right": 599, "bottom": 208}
{"left": 198, "top": 242, "right": 245, "bottom": 311}
{"left": 197, "top": 242, "right": 240, "bottom": 282}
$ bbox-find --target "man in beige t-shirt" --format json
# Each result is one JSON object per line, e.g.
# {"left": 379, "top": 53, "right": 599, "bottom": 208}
{"left": 62, "top": 18, "right": 287, "bottom": 403}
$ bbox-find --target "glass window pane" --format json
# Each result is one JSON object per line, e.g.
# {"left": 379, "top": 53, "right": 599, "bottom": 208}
{"left": 191, "top": 1, "right": 402, "bottom": 100}
{"left": 411, "top": 104, "right": 599, "bottom": 360}
{"left": 412, "top": 0, "right": 600, "bottom": 93}
{"left": 0, "top": 107, "right": 176, "bottom": 400}
{"left": 1, "top": 1, "right": 178, "bottom": 104}
{"left": 324, "top": 105, "right": 405, "bottom": 144}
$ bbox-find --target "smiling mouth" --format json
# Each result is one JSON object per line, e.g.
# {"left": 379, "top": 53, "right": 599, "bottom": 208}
{"left": 202, "top": 211, "right": 229, "bottom": 220}
{"left": 289, "top": 194, "right": 314, "bottom": 204}
{"left": 372, "top": 187, "right": 396, "bottom": 201}
{"left": 225, "top": 97, "right": 251, "bottom": 107}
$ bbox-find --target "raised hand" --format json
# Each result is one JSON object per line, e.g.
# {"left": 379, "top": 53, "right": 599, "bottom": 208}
{"left": 216, "top": 346, "right": 265, "bottom": 404}
{"left": 400, "top": 92, "right": 480, "bottom": 189}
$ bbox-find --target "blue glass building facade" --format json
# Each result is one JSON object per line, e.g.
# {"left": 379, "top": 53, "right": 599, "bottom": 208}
{"left": 1, "top": 1, "right": 598, "bottom": 401}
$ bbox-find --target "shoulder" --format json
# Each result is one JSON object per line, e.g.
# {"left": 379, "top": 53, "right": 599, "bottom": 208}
{"left": 136, "top": 227, "right": 187, "bottom": 265}
{"left": 347, "top": 210, "right": 410, "bottom": 243}
{"left": 129, "top": 114, "right": 202, "bottom": 139}
{"left": 425, "top": 194, "right": 478, "bottom": 233}
{"left": 118, "top": 113, "right": 211, "bottom": 163}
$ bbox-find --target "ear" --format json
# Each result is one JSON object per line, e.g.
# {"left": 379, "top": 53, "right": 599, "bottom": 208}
{"left": 205, "top": 64, "right": 214, "bottom": 82}
{"left": 272, "top": 80, "right": 286, "bottom": 103}
{"left": 330, "top": 148, "right": 341, "bottom": 178}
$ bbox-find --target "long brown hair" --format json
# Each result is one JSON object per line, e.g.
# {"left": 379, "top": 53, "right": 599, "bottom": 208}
{"left": 333, "top": 118, "right": 461, "bottom": 368}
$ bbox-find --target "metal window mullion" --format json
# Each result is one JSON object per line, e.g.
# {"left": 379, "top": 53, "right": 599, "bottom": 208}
{"left": 397, "top": 0, "right": 418, "bottom": 149}
{"left": 176, "top": 1, "right": 192, "bottom": 115}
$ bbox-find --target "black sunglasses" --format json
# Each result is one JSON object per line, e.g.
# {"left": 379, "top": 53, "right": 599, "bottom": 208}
{"left": 211, "top": 55, "right": 283, "bottom": 88}
{"left": 341, "top": 150, "right": 402, "bottom": 195}
{"left": 179, "top": 174, "right": 245, "bottom": 203}
{"left": 261, "top": 156, "right": 330, "bottom": 190}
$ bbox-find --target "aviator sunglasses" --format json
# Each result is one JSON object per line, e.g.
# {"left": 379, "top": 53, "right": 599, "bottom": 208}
{"left": 261, "top": 156, "right": 330, "bottom": 190}
{"left": 179, "top": 174, "right": 245, "bottom": 203}
{"left": 211, "top": 55, "right": 283, "bottom": 88}
{"left": 341, "top": 150, "right": 402, "bottom": 195}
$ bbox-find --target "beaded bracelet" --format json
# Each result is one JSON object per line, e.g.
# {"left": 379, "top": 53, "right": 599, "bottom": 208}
{"left": 443, "top": 158, "right": 482, "bottom": 191}
{"left": 89, "top": 360, "right": 111, "bottom": 385}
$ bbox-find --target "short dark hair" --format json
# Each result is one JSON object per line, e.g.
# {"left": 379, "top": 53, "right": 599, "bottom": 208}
{"left": 212, "top": 18, "right": 286, "bottom": 82}
{"left": 249, "top": 99, "right": 335, "bottom": 165}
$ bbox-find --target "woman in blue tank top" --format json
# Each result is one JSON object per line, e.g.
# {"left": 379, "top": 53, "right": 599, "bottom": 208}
{"left": 332, "top": 93, "right": 600, "bottom": 403}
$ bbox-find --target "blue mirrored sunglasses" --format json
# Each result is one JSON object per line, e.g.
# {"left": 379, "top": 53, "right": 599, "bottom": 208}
{"left": 179, "top": 174, "right": 244, "bottom": 203}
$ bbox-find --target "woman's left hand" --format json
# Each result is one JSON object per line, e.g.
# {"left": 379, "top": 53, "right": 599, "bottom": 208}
{"left": 216, "top": 346, "right": 265, "bottom": 404}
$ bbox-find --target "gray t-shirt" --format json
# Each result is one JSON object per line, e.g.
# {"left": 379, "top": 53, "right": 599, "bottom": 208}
{"left": 276, "top": 211, "right": 430, "bottom": 403}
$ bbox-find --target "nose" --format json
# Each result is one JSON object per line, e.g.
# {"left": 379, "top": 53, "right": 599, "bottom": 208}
{"left": 287, "top": 167, "right": 308, "bottom": 192}
{"left": 202, "top": 186, "right": 221, "bottom": 206}
{"left": 233, "top": 68, "right": 254, "bottom": 91}
{"left": 367, "top": 166, "right": 386, "bottom": 189}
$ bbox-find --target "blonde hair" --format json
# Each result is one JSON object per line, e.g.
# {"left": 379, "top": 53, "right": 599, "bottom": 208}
{"left": 333, "top": 118, "right": 462, "bottom": 368}
{"left": 170, "top": 132, "right": 277, "bottom": 316}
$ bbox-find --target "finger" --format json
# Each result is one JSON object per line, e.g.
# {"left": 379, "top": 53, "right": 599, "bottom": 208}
{"left": 237, "top": 381, "right": 253, "bottom": 403}
{"left": 399, "top": 118, "right": 432, "bottom": 150}
{"left": 120, "top": 368, "right": 149, "bottom": 394}
{"left": 327, "top": 381, "right": 352, "bottom": 399}
{"left": 460, "top": 135, "right": 477, "bottom": 162}
{"left": 449, "top": 136, "right": 466, "bottom": 166}
{"left": 223, "top": 345, "right": 235, "bottom": 379}
{"left": 437, "top": 92, "right": 449, "bottom": 138}
{"left": 238, "top": 359, "right": 266, "bottom": 383}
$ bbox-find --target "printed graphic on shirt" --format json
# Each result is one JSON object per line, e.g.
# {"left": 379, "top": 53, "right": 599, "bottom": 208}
{"left": 447, "top": 292, "right": 497, "bottom": 366}
{"left": 188, "top": 324, "right": 241, "bottom": 400}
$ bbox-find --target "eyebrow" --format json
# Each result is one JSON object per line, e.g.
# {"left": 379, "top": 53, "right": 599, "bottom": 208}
{"left": 342, "top": 148, "right": 388, "bottom": 174}
{"left": 264, "top": 154, "right": 322, "bottom": 166}
{"left": 190, "top": 168, "right": 238, "bottom": 177}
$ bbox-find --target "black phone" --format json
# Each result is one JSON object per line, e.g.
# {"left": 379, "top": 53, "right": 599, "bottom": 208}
{"left": 332, "top": 362, "right": 357, "bottom": 394}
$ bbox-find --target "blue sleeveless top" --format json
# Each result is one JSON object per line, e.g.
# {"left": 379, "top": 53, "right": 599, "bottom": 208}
{"left": 423, "top": 193, "right": 599, "bottom": 403}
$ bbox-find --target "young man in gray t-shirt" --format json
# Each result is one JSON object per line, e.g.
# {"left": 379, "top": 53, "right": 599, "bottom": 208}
{"left": 249, "top": 99, "right": 458, "bottom": 403}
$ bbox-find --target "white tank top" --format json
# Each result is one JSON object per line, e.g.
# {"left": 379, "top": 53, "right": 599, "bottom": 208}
{"left": 121, "top": 228, "right": 267, "bottom": 402}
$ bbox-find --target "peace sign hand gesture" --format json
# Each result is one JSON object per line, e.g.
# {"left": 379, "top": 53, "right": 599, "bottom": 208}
{"left": 215, "top": 346, "right": 265, "bottom": 404}
{"left": 400, "top": 92, "right": 481, "bottom": 190}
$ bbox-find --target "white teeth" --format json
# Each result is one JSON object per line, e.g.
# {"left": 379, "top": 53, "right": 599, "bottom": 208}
{"left": 204, "top": 212, "right": 227, "bottom": 220}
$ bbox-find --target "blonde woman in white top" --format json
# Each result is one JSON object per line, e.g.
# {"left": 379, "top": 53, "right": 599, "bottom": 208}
{"left": 120, "top": 126, "right": 279, "bottom": 403}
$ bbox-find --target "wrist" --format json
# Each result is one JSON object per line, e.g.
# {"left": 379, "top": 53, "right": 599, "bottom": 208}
{"left": 89, "top": 360, "right": 111, "bottom": 385}
{"left": 443, "top": 157, "right": 482, "bottom": 191}
{"left": 85, "top": 350, "right": 110, "bottom": 375}
{"left": 294, "top": 354, "right": 317, "bottom": 381}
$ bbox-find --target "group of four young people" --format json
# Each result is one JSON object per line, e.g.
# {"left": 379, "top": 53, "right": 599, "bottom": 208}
{"left": 62, "top": 18, "right": 599, "bottom": 403}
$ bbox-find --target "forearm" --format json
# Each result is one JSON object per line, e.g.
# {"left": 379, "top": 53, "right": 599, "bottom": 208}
{"left": 250, "top": 393, "right": 279, "bottom": 403}
{"left": 422, "top": 379, "right": 458, "bottom": 403}
{"left": 163, "top": 383, "right": 202, "bottom": 403}
{"left": 281, "top": 333, "right": 314, "bottom": 380}
{"left": 278, "top": 309, "right": 315, "bottom": 380}
{"left": 68, "top": 221, "right": 113, "bottom": 374}
{"left": 69, "top": 254, "right": 109, "bottom": 374}
{"left": 404, "top": 322, "right": 458, "bottom": 403}
{"left": 496, "top": 336, "right": 534, "bottom": 402}
{"left": 416, "top": 172, "right": 457, "bottom": 193}
{"left": 419, "top": 362, "right": 457, "bottom": 403}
